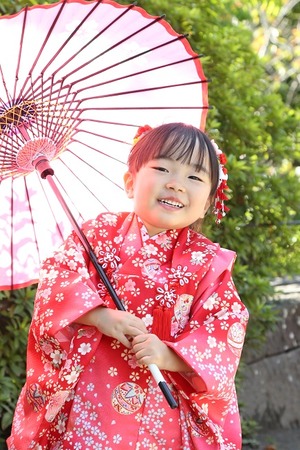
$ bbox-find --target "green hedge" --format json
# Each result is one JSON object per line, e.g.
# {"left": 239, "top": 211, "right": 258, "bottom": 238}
{"left": 0, "top": 287, "right": 35, "bottom": 448}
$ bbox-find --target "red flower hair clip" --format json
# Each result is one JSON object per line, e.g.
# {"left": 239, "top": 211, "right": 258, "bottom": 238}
{"left": 211, "top": 140, "right": 230, "bottom": 223}
{"left": 133, "top": 125, "right": 153, "bottom": 145}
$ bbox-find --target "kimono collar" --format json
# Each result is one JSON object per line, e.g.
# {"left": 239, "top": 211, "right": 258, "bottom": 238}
{"left": 117, "top": 213, "right": 219, "bottom": 277}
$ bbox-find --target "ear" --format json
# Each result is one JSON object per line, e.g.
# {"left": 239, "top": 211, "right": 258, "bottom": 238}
{"left": 203, "top": 196, "right": 213, "bottom": 216}
{"left": 123, "top": 171, "right": 135, "bottom": 198}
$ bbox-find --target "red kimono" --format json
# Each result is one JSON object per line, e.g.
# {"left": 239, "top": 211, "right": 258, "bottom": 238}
{"left": 8, "top": 212, "right": 248, "bottom": 450}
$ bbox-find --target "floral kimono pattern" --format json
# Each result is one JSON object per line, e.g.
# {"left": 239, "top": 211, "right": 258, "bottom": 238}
{"left": 8, "top": 212, "right": 248, "bottom": 450}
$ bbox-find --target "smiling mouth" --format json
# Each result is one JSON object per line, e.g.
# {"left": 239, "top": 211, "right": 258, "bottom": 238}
{"left": 158, "top": 199, "right": 184, "bottom": 208}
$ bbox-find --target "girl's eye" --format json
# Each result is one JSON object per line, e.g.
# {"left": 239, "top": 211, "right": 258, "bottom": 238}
{"left": 189, "top": 175, "right": 203, "bottom": 182}
{"left": 152, "top": 166, "right": 168, "bottom": 172}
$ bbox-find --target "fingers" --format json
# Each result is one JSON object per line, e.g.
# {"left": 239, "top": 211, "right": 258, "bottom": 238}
{"left": 131, "top": 334, "right": 164, "bottom": 366}
{"left": 115, "top": 334, "right": 133, "bottom": 349}
{"left": 96, "top": 308, "right": 147, "bottom": 345}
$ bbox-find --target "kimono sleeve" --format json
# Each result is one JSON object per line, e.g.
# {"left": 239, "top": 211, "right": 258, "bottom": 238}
{"left": 166, "top": 253, "right": 249, "bottom": 423}
{"left": 32, "top": 227, "right": 107, "bottom": 337}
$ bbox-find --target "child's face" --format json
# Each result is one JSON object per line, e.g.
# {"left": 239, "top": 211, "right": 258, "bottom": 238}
{"left": 124, "top": 149, "right": 212, "bottom": 236}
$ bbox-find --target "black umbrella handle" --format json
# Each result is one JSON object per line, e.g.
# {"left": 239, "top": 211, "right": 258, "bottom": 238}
{"left": 37, "top": 160, "right": 178, "bottom": 409}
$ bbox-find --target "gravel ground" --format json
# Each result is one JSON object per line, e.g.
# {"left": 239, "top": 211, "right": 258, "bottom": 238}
{"left": 243, "top": 428, "right": 300, "bottom": 450}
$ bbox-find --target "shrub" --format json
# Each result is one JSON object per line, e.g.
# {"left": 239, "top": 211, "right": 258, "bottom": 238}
{"left": 0, "top": 287, "right": 35, "bottom": 448}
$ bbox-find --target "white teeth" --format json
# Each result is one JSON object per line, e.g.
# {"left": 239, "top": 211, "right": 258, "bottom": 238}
{"left": 159, "top": 199, "right": 183, "bottom": 208}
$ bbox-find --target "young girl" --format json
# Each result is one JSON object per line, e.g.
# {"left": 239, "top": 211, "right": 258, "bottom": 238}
{"left": 8, "top": 123, "right": 248, "bottom": 450}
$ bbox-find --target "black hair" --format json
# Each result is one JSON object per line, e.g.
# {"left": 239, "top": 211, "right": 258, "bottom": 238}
{"left": 127, "top": 122, "right": 219, "bottom": 198}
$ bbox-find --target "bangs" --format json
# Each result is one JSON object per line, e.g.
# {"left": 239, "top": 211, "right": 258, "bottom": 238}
{"left": 127, "top": 122, "right": 220, "bottom": 196}
{"left": 158, "top": 133, "right": 208, "bottom": 173}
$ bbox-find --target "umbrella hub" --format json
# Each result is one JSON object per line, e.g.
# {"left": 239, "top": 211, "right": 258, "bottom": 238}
{"left": 0, "top": 100, "right": 37, "bottom": 131}
{"left": 16, "top": 137, "right": 57, "bottom": 172}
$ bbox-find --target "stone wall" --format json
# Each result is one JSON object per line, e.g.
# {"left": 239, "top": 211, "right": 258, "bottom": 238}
{"left": 239, "top": 279, "right": 300, "bottom": 430}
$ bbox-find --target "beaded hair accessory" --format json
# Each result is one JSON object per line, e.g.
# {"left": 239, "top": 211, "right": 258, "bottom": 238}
{"left": 132, "top": 126, "right": 230, "bottom": 223}
{"left": 211, "top": 140, "right": 230, "bottom": 223}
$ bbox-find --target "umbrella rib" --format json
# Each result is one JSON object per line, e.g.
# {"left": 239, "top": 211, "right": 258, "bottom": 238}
{"left": 82, "top": 105, "right": 212, "bottom": 111}
{"left": 13, "top": 6, "right": 28, "bottom": 101}
{"left": 45, "top": 79, "right": 76, "bottom": 143}
{"left": 23, "top": 73, "right": 80, "bottom": 147}
{"left": 76, "top": 55, "right": 205, "bottom": 95}
{"left": 74, "top": 118, "right": 139, "bottom": 128}
{"left": 41, "top": 0, "right": 104, "bottom": 76}
{"left": 70, "top": 136, "right": 129, "bottom": 160}
{"left": 44, "top": 77, "right": 71, "bottom": 141}
{"left": 0, "top": 66, "right": 10, "bottom": 106}
{"left": 29, "top": 62, "right": 210, "bottom": 108}
{"left": 49, "top": 2, "right": 137, "bottom": 80}
{"left": 24, "top": 176, "right": 42, "bottom": 267}
{"left": 18, "top": 0, "right": 69, "bottom": 99}
{"left": 21, "top": 1, "right": 136, "bottom": 99}
{"left": 53, "top": 14, "right": 167, "bottom": 86}
{"left": 56, "top": 157, "right": 114, "bottom": 211}
{"left": 0, "top": 128, "right": 26, "bottom": 175}
{"left": 26, "top": 35, "right": 190, "bottom": 101}
{"left": 71, "top": 36, "right": 201, "bottom": 90}
{"left": 60, "top": 149, "right": 125, "bottom": 191}
{"left": 37, "top": 174, "right": 66, "bottom": 242}
{"left": 80, "top": 79, "right": 209, "bottom": 101}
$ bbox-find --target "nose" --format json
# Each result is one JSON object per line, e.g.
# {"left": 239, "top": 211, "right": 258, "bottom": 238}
{"left": 166, "top": 179, "right": 185, "bottom": 192}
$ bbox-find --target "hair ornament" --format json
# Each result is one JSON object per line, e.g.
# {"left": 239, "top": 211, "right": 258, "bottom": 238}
{"left": 211, "top": 139, "right": 230, "bottom": 223}
{"left": 133, "top": 125, "right": 153, "bottom": 145}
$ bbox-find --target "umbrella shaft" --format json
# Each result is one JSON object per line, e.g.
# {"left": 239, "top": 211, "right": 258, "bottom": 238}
{"left": 36, "top": 163, "right": 178, "bottom": 409}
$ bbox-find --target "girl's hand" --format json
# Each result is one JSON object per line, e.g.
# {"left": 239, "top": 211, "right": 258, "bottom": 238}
{"left": 78, "top": 307, "right": 148, "bottom": 348}
{"left": 131, "top": 333, "right": 190, "bottom": 372}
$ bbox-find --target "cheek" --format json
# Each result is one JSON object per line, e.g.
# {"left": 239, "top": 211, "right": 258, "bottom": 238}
{"left": 192, "top": 188, "right": 211, "bottom": 214}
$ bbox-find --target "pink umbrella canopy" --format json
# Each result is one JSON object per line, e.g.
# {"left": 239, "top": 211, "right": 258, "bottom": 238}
{"left": 0, "top": 0, "right": 209, "bottom": 290}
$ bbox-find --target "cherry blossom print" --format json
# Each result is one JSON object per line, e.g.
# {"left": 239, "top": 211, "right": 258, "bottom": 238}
{"left": 203, "top": 293, "right": 220, "bottom": 311}
{"left": 231, "top": 302, "right": 242, "bottom": 315}
{"left": 55, "top": 293, "right": 64, "bottom": 303}
{"left": 40, "top": 341, "right": 54, "bottom": 355}
{"left": 124, "top": 279, "right": 137, "bottom": 292}
{"left": 207, "top": 336, "right": 217, "bottom": 349}
{"left": 108, "top": 367, "right": 118, "bottom": 377}
{"left": 78, "top": 343, "right": 92, "bottom": 355}
{"left": 99, "top": 213, "right": 119, "bottom": 227}
{"left": 8, "top": 212, "right": 248, "bottom": 450}
{"left": 140, "top": 243, "right": 159, "bottom": 258}
{"left": 190, "top": 251, "right": 208, "bottom": 265}
{"left": 142, "top": 313, "right": 153, "bottom": 327}
{"left": 154, "top": 233, "right": 173, "bottom": 249}
{"left": 124, "top": 245, "right": 136, "bottom": 256}
{"left": 64, "top": 367, "right": 83, "bottom": 385}
{"left": 50, "top": 350, "right": 65, "bottom": 367}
